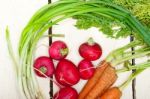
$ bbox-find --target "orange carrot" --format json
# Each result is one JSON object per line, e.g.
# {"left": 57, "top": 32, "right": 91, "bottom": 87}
{"left": 79, "top": 60, "right": 108, "bottom": 99}
{"left": 100, "top": 87, "right": 122, "bottom": 99}
{"left": 85, "top": 65, "right": 117, "bottom": 99}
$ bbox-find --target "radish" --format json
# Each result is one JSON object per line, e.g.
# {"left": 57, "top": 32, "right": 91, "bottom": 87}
{"left": 54, "top": 87, "right": 78, "bottom": 99}
{"left": 49, "top": 40, "right": 68, "bottom": 60}
{"left": 78, "top": 59, "right": 95, "bottom": 80}
{"left": 34, "top": 56, "right": 55, "bottom": 77}
{"left": 79, "top": 37, "right": 102, "bottom": 61}
{"left": 55, "top": 59, "right": 80, "bottom": 86}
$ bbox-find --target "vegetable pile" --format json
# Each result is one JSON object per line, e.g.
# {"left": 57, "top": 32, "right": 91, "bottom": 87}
{"left": 6, "top": 0, "right": 150, "bottom": 99}
{"left": 33, "top": 38, "right": 101, "bottom": 98}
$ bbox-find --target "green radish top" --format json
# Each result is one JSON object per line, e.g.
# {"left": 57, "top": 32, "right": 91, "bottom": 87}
{"left": 60, "top": 48, "right": 69, "bottom": 56}
{"left": 87, "top": 37, "right": 95, "bottom": 46}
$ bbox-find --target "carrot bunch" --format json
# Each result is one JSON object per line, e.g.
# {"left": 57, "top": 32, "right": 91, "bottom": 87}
{"left": 79, "top": 61, "right": 117, "bottom": 99}
{"left": 100, "top": 69, "right": 144, "bottom": 99}
{"left": 79, "top": 61, "right": 146, "bottom": 99}
{"left": 79, "top": 40, "right": 150, "bottom": 99}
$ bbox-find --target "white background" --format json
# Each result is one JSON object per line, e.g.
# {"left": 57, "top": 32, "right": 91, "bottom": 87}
{"left": 0, "top": 0, "right": 150, "bottom": 99}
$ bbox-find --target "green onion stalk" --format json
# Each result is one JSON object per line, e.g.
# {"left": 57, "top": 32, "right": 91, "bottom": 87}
{"left": 6, "top": 27, "right": 64, "bottom": 99}
{"left": 6, "top": 0, "right": 150, "bottom": 99}
{"left": 111, "top": 69, "right": 145, "bottom": 94}
{"left": 105, "top": 40, "right": 150, "bottom": 66}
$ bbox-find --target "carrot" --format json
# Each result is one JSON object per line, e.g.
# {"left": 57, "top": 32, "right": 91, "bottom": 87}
{"left": 78, "top": 60, "right": 108, "bottom": 99}
{"left": 100, "top": 87, "right": 122, "bottom": 99}
{"left": 85, "top": 65, "right": 117, "bottom": 99}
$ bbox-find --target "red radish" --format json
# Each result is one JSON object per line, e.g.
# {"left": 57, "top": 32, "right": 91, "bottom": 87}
{"left": 79, "top": 37, "right": 102, "bottom": 61}
{"left": 55, "top": 59, "right": 80, "bottom": 86}
{"left": 78, "top": 59, "right": 95, "bottom": 80}
{"left": 49, "top": 40, "right": 68, "bottom": 60}
{"left": 54, "top": 87, "right": 78, "bottom": 99}
{"left": 34, "top": 56, "right": 55, "bottom": 77}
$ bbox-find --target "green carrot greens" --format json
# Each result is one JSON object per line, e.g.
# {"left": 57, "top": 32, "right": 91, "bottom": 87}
{"left": 6, "top": 0, "right": 150, "bottom": 99}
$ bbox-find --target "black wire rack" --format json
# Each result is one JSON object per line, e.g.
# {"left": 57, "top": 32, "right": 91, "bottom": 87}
{"left": 48, "top": 1, "right": 53, "bottom": 99}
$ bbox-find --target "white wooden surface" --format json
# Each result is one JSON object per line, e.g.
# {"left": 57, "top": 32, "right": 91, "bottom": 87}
{"left": 0, "top": 0, "right": 150, "bottom": 99}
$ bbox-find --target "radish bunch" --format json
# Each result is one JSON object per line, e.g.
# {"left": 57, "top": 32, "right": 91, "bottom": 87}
{"left": 33, "top": 38, "right": 102, "bottom": 99}
{"left": 33, "top": 41, "right": 69, "bottom": 78}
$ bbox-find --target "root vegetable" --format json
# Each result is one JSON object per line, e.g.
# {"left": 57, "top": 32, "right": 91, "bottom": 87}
{"left": 100, "top": 87, "right": 122, "bottom": 99}
{"left": 78, "top": 59, "right": 95, "bottom": 80}
{"left": 85, "top": 65, "right": 117, "bottom": 99}
{"left": 54, "top": 87, "right": 78, "bottom": 99}
{"left": 49, "top": 41, "right": 68, "bottom": 60}
{"left": 79, "top": 37, "right": 102, "bottom": 61}
{"left": 55, "top": 59, "right": 80, "bottom": 86}
{"left": 34, "top": 56, "right": 55, "bottom": 77}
